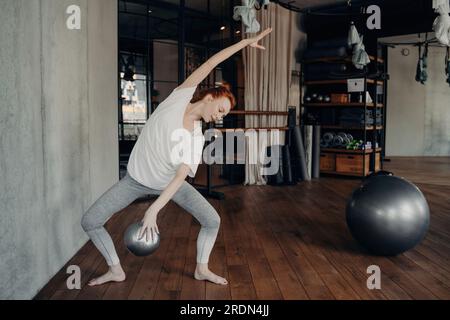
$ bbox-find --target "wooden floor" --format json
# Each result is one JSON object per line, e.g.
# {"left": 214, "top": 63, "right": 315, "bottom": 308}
{"left": 35, "top": 157, "right": 450, "bottom": 300}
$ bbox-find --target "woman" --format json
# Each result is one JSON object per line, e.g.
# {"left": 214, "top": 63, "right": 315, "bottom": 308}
{"left": 81, "top": 28, "right": 272, "bottom": 286}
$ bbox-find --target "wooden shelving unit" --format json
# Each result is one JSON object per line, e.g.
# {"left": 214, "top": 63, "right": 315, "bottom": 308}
{"left": 300, "top": 48, "right": 387, "bottom": 178}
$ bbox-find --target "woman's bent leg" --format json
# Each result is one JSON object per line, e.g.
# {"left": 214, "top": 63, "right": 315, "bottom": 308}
{"left": 171, "top": 181, "right": 221, "bottom": 264}
{"left": 81, "top": 173, "right": 150, "bottom": 266}
{"left": 171, "top": 182, "right": 227, "bottom": 285}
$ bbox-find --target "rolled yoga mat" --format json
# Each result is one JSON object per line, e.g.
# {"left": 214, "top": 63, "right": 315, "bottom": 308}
{"left": 304, "top": 126, "right": 313, "bottom": 180}
{"left": 289, "top": 143, "right": 301, "bottom": 182}
{"left": 282, "top": 145, "right": 294, "bottom": 185}
{"left": 265, "top": 145, "right": 284, "bottom": 186}
{"left": 312, "top": 125, "right": 321, "bottom": 179}
{"left": 292, "top": 126, "right": 309, "bottom": 181}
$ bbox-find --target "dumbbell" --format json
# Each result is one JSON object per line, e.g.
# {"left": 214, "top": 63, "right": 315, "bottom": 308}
{"left": 337, "top": 132, "right": 349, "bottom": 145}
{"left": 337, "top": 132, "right": 353, "bottom": 142}
{"left": 332, "top": 135, "right": 345, "bottom": 147}
{"left": 320, "top": 138, "right": 329, "bottom": 148}
{"left": 338, "top": 132, "right": 356, "bottom": 147}
{"left": 323, "top": 132, "right": 335, "bottom": 144}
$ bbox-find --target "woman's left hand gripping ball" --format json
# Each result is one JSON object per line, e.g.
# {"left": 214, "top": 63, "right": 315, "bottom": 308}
{"left": 138, "top": 205, "right": 160, "bottom": 242}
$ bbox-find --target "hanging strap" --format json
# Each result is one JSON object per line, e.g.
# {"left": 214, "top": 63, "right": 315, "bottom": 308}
{"left": 421, "top": 34, "right": 429, "bottom": 84}
{"left": 415, "top": 33, "right": 429, "bottom": 85}
{"left": 446, "top": 47, "right": 450, "bottom": 74}
{"left": 416, "top": 44, "right": 424, "bottom": 83}
{"left": 446, "top": 47, "right": 450, "bottom": 86}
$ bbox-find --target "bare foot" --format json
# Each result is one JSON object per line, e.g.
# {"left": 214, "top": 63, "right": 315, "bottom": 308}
{"left": 194, "top": 265, "right": 228, "bottom": 285}
{"left": 88, "top": 265, "right": 126, "bottom": 286}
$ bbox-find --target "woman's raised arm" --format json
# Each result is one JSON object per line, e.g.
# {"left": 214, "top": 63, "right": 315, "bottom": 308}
{"left": 178, "top": 28, "right": 272, "bottom": 89}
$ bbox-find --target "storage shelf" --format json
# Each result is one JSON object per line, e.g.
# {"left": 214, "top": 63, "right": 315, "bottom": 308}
{"left": 303, "top": 103, "right": 383, "bottom": 108}
{"left": 302, "top": 55, "right": 384, "bottom": 64}
{"left": 304, "top": 79, "right": 384, "bottom": 86}
{"left": 321, "top": 148, "right": 382, "bottom": 154}
{"left": 300, "top": 43, "right": 386, "bottom": 177}
{"left": 321, "top": 125, "right": 383, "bottom": 131}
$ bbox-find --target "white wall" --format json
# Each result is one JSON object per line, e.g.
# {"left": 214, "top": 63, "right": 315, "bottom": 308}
{"left": 0, "top": 0, "right": 118, "bottom": 299}
{"left": 386, "top": 45, "right": 450, "bottom": 156}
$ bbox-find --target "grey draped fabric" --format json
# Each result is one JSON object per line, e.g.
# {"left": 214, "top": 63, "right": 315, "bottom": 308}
{"left": 416, "top": 44, "right": 429, "bottom": 85}
{"left": 352, "top": 36, "right": 370, "bottom": 70}
{"left": 446, "top": 47, "right": 450, "bottom": 86}
{"left": 433, "top": 0, "right": 450, "bottom": 46}
{"left": 348, "top": 23, "right": 370, "bottom": 69}
{"left": 256, "top": 0, "right": 271, "bottom": 7}
{"left": 348, "top": 22, "right": 360, "bottom": 47}
{"left": 233, "top": 0, "right": 261, "bottom": 33}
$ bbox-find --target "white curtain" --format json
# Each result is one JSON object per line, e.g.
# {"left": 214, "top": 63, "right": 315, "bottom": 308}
{"left": 242, "top": 4, "right": 300, "bottom": 185}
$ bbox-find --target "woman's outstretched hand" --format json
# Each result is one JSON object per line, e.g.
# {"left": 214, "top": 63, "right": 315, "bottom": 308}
{"left": 138, "top": 205, "right": 160, "bottom": 242}
{"left": 248, "top": 27, "right": 273, "bottom": 50}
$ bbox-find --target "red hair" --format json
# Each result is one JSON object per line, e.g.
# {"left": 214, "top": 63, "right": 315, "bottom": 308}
{"left": 190, "top": 82, "right": 236, "bottom": 109}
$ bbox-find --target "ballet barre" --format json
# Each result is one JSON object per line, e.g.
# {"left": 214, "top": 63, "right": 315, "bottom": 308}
{"left": 214, "top": 127, "right": 289, "bottom": 132}
{"left": 228, "top": 110, "right": 289, "bottom": 116}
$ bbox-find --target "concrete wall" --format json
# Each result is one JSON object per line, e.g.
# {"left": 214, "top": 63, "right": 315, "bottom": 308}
{"left": 0, "top": 0, "right": 118, "bottom": 299}
{"left": 386, "top": 45, "right": 450, "bottom": 156}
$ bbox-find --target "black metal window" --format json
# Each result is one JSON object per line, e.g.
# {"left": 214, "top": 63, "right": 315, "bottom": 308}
{"left": 118, "top": 0, "right": 242, "bottom": 177}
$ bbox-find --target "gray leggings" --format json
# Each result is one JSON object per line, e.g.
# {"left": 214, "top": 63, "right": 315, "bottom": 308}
{"left": 81, "top": 172, "right": 220, "bottom": 266}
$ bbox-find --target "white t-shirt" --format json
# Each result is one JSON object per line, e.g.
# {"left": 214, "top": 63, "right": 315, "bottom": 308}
{"left": 127, "top": 85, "right": 205, "bottom": 190}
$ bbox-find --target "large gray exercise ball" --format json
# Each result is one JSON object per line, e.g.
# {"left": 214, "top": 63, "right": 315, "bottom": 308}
{"left": 124, "top": 222, "right": 160, "bottom": 256}
{"left": 346, "top": 175, "right": 430, "bottom": 256}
